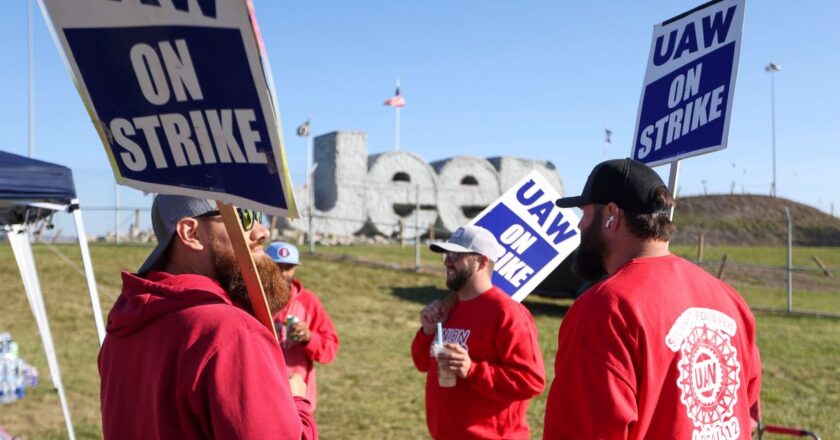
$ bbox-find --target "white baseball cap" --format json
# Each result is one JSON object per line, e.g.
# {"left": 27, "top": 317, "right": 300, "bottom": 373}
{"left": 429, "top": 225, "right": 505, "bottom": 260}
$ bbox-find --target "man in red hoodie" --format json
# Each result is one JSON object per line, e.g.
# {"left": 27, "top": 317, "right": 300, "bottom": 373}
{"left": 543, "top": 159, "right": 761, "bottom": 439}
{"left": 98, "top": 195, "right": 317, "bottom": 439}
{"left": 411, "top": 225, "right": 546, "bottom": 440}
{"left": 266, "top": 241, "right": 339, "bottom": 412}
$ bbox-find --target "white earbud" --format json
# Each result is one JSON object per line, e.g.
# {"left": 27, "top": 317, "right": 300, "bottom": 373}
{"left": 605, "top": 216, "right": 614, "bottom": 228}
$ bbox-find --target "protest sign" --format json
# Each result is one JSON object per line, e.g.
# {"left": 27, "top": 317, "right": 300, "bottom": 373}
{"left": 470, "top": 170, "right": 580, "bottom": 302}
{"left": 39, "top": 0, "right": 297, "bottom": 217}
{"left": 632, "top": 0, "right": 746, "bottom": 167}
{"left": 40, "top": 0, "right": 293, "bottom": 336}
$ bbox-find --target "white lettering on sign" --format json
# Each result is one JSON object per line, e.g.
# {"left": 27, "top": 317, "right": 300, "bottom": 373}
{"left": 130, "top": 43, "right": 170, "bottom": 105}
{"left": 499, "top": 224, "right": 538, "bottom": 254}
{"left": 494, "top": 224, "right": 538, "bottom": 287}
{"left": 111, "top": 38, "right": 267, "bottom": 171}
{"left": 637, "top": 62, "right": 727, "bottom": 160}
{"left": 159, "top": 39, "right": 204, "bottom": 103}
{"left": 667, "top": 64, "right": 702, "bottom": 109}
{"left": 495, "top": 252, "right": 534, "bottom": 288}
{"left": 109, "top": 109, "right": 267, "bottom": 171}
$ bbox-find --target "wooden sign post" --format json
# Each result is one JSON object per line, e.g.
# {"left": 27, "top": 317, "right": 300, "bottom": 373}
{"left": 218, "top": 201, "right": 277, "bottom": 338}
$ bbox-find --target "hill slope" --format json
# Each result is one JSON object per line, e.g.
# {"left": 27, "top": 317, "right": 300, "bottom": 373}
{"left": 671, "top": 194, "right": 840, "bottom": 246}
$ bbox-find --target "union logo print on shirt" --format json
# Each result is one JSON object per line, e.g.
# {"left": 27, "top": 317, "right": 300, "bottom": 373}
{"left": 666, "top": 308, "right": 742, "bottom": 440}
{"left": 428, "top": 328, "right": 471, "bottom": 356}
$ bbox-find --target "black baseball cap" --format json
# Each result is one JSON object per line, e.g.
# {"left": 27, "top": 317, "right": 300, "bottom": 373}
{"left": 555, "top": 158, "right": 669, "bottom": 214}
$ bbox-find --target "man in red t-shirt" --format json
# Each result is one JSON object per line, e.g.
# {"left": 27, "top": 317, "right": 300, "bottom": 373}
{"left": 411, "top": 225, "right": 545, "bottom": 440}
{"left": 543, "top": 159, "right": 761, "bottom": 439}
{"left": 267, "top": 241, "right": 339, "bottom": 411}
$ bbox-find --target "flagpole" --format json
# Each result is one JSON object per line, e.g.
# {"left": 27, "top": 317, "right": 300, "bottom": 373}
{"left": 394, "top": 78, "right": 400, "bottom": 151}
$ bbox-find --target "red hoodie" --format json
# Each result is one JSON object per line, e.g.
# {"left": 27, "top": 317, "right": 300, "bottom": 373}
{"left": 411, "top": 286, "right": 546, "bottom": 440}
{"left": 99, "top": 271, "right": 317, "bottom": 440}
{"left": 273, "top": 279, "right": 339, "bottom": 411}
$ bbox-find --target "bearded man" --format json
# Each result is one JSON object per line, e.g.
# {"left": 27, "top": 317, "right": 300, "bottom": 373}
{"left": 411, "top": 225, "right": 545, "bottom": 440}
{"left": 98, "top": 195, "right": 317, "bottom": 440}
{"left": 543, "top": 159, "right": 761, "bottom": 439}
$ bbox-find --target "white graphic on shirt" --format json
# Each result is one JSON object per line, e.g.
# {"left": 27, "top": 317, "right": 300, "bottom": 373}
{"left": 666, "top": 308, "right": 742, "bottom": 440}
{"left": 428, "top": 328, "right": 470, "bottom": 355}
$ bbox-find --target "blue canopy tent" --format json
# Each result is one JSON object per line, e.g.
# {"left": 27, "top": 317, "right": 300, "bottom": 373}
{"left": 1, "top": 150, "right": 105, "bottom": 440}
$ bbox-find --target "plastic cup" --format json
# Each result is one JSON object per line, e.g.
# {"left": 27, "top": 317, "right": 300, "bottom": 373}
{"left": 432, "top": 344, "right": 457, "bottom": 388}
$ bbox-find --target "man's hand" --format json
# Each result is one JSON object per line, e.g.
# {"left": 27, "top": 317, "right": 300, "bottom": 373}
{"left": 439, "top": 343, "right": 471, "bottom": 379}
{"left": 289, "top": 373, "right": 307, "bottom": 397}
{"left": 290, "top": 321, "right": 311, "bottom": 344}
{"left": 420, "top": 300, "right": 445, "bottom": 335}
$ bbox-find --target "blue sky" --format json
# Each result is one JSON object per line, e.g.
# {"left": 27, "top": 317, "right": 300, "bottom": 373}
{"left": 1, "top": 0, "right": 838, "bottom": 236}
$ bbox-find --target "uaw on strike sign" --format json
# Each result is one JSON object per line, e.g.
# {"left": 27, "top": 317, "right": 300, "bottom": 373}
{"left": 632, "top": 0, "right": 745, "bottom": 167}
{"left": 40, "top": 0, "right": 297, "bottom": 216}
{"left": 470, "top": 171, "right": 580, "bottom": 303}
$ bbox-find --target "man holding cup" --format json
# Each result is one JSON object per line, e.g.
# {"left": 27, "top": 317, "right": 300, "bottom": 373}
{"left": 411, "top": 225, "right": 545, "bottom": 440}
{"left": 266, "top": 241, "right": 340, "bottom": 412}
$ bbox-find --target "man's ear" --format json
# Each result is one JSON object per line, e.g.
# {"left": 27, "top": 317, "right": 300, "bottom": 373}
{"left": 173, "top": 217, "right": 205, "bottom": 251}
{"left": 477, "top": 255, "right": 492, "bottom": 271}
{"left": 604, "top": 202, "right": 622, "bottom": 232}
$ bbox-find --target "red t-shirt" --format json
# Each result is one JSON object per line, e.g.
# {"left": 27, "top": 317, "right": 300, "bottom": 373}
{"left": 543, "top": 254, "right": 761, "bottom": 439}
{"left": 411, "top": 286, "right": 546, "bottom": 440}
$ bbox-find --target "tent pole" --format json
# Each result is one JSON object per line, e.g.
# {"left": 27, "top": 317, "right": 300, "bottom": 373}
{"left": 71, "top": 200, "right": 106, "bottom": 344}
{"left": 8, "top": 225, "right": 77, "bottom": 440}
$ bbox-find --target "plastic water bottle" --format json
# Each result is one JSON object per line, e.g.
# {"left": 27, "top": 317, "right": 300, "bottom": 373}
{"left": 0, "top": 333, "right": 9, "bottom": 355}
{"left": 0, "top": 380, "right": 12, "bottom": 404}
{"left": 15, "top": 375, "right": 25, "bottom": 400}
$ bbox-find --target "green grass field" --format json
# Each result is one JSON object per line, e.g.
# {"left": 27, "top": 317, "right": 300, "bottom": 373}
{"left": 0, "top": 243, "right": 838, "bottom": 438}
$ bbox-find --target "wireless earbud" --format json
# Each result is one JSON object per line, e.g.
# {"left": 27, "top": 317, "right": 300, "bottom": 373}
{"left": 605, "top": 216, "right": 614, "bottom": 228}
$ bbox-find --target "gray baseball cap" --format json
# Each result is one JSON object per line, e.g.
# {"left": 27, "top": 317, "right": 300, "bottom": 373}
{"left": 138, "top": 195, "right": 218, "bottom": 274}
{"left": 429, "top": 225, "right": 505, "bottom": 260}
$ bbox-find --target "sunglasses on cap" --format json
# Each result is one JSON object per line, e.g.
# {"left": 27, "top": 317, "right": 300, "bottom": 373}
{"left": 195, "top": 208, "right": 263, "bottom": 231}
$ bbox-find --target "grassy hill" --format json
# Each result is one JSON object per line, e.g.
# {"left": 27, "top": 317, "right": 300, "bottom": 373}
{"left": 671, "top": 194, "right": 840, "bottom": 246}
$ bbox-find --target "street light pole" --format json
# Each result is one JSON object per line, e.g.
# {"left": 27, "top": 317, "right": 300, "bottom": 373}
{"left": 765, "top": 62, "right": 782, "bottom": 197}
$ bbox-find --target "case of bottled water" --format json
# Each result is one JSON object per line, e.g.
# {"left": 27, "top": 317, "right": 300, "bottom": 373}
{"left": 0, "top": 332, "right": 39, "bottom": 405}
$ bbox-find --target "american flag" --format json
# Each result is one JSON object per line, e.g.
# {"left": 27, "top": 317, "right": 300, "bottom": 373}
{"left": 384, "top": 87, "right": 406, "bottom": 108}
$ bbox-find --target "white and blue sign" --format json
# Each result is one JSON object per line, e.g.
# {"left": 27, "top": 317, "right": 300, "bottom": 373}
{"left": 40, "top": 0, "right": 298, "bottom": 217}
{"left": 632, "top": 0, "right": 746, "bottom": 167}
{"left": 470, "top": 171, "right": 580, "bottom": 302}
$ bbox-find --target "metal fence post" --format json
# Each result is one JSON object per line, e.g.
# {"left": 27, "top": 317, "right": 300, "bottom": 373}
{"left": 785, "top": 207, "right": 793, "bottom": 313}
{"left": 697, "top": 233, "right": 704, "bottom": 262}
{"left": 415, "top": 184, "right": 421, "bottom": 271}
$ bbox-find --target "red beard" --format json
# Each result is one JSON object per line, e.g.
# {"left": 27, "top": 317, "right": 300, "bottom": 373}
{"left": 209, "top": 239, "right": 290, "bottom": 316}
